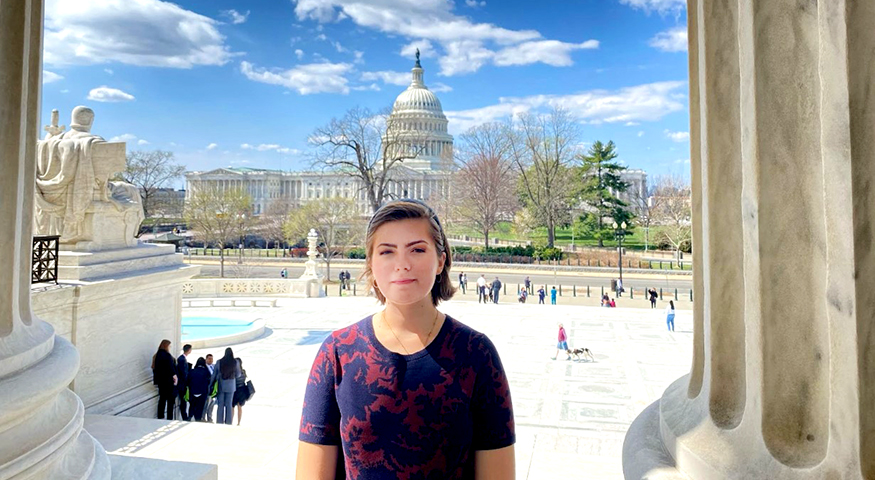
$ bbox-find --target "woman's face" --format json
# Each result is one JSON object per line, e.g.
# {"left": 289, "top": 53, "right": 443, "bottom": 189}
{"left": 370, "top": 218, "right": 445, "bottom": 306}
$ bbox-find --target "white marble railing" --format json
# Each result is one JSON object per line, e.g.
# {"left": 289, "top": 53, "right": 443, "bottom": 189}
{"left": 182, "top": 278, "right": 324, "bottom": 298}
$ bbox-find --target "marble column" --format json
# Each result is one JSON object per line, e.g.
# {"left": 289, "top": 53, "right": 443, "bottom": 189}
{"left": 0, "top": 0, "right": 110, "bottom": 478}
{"left": 623, "top": 1, "right": 874, "bottom": 479}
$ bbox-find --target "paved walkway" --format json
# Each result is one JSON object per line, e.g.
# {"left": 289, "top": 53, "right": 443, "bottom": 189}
{"left": 92, "top": 297, "right": 692, "bottom": 479}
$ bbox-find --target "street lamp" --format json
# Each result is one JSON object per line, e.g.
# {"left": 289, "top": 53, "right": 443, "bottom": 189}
{"left": 612, "top": 221, "right": 627, "bottom": 288}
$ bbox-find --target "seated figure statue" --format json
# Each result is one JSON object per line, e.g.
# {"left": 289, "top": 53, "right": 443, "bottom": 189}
{"left": 34, "top": 106, "right": 143, "bottom": 250}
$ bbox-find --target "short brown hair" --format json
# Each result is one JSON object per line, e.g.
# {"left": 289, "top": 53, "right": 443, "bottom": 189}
{"left": 362, "top": 200, "right": 455, "bottom": 305}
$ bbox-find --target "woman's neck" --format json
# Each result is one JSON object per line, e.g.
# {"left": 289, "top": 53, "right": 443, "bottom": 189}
{"left": 381, "top": 299, "right": 438, "bottom": 333}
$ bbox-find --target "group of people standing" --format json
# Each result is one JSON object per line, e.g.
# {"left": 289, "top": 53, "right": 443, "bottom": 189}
{"left": 474, "top": 273, "right": 503, "bottom": 303}
{"left": 151, "top": 341, "right": 252, "bottom": 426}
{"left": 338, "top": 270, "right": 353, "bottom": 289}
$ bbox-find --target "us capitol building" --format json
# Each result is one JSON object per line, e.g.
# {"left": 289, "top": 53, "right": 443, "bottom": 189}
{"left": 184, "top": 56, "right": 454, "bottom": 215}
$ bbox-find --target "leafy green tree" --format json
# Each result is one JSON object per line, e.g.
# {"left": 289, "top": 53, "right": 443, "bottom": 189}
{"left": 576, "top": 140, "right": 632, "bottom": 246}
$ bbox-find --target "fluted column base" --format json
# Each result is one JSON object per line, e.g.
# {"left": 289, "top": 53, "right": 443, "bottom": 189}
{"left": 0, "top": 328, "right": 110, "bottom": 480}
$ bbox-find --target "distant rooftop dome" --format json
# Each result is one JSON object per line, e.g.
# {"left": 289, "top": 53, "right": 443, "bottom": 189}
{"left": 391, "top": 55, "right": 445, "bottom": 118}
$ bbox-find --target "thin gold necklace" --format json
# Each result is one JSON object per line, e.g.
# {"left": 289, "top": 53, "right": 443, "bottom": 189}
{"left": 382, "top": 309, "right": 440, "bottom": 355}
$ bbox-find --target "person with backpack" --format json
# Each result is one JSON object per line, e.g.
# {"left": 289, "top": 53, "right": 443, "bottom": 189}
{"left": 187, "top": 357, "right": 212, "bottom": 421}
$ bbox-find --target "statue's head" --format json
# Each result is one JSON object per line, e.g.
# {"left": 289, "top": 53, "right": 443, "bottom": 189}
{"left": 70, "top": 106, "right": 95, "bottom": 132}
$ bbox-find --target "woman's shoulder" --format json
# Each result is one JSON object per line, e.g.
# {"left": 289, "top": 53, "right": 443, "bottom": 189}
{"left": 442, "top": 316, "right": 497, "bottom": 355}
{"left": 319, "top": 316, "right": 374, "bottom": 349}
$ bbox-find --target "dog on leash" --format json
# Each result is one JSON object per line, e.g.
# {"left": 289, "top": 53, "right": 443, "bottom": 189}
{"left": 566, "top": 347, "right": 595, "bottom": 362}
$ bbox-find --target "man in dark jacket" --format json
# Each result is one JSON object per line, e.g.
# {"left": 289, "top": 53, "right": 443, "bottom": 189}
{"left": 177, "top": 344, "right": 193, "bottom": 421}
{"left": 492, "top": 277, "right": 502, "bottom": 304}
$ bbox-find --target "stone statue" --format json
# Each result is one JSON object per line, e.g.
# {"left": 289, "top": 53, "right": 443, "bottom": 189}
{"left": 34, "top": 106, "right": 143, "bottom": 250}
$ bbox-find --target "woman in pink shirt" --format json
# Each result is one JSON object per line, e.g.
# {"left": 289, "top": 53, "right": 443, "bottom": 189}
{"left": 551, "top": 323, "right": 571, "bottom": 360}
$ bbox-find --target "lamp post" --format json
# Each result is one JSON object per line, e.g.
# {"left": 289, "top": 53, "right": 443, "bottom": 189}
{"left": 612, "top": 221, "right": 627, "bottom": 287}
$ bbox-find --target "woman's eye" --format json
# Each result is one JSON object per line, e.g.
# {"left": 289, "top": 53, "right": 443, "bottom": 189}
{"left": 379, "top": 250, "right": 393, "bottom": 255}
{"left": 413, "top": 248, "right": 426, "bottom": 253}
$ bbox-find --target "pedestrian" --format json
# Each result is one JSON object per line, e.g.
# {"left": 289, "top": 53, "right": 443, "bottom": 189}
{"left": 339, "top": 270, "right": 346, "bottom": 290}
{"left": 601, "top": 294, "right": 611, "bottom": 307}
{"left": 550, "top": 286, "right": 557, "bottom": 305}
{"left": 649, "top": 287, "right": 658, "bottom": 308}
{"left": 210, "top": 347, "right": 240, "bottom": 425}
{"left": 232, "top": 357, "right": 248, "bottom": 426}
{"left": 151, "top": 339, "right": 177, "bottom": 420}
{"left": 204, "top": 353, "right": 216, "bottom": 422}
{"left": 187, "top": 357, "right": 211, "bottom": 421}
{"left": 518, "top": 288, "right": 527, "bottom": 303}
{"left": 665, "top": 300, "right": 676, "bottom": 331}
{"left": 345, "top": 270, "right": 351, "bottom": 289}
{"left": 551, "top": 323, "right": 571, "bottom": 360}
{"left": 176, "top": 344, "right": 193, "bottom": 421}
{"left": 296, "top": 199, "right": 514, "bottom": 477}
{"left": 280, "top": 267, "right": 288, "bottom": 279}
{"left": 477, "top": 274, "right": 488, "bottom": 303}
{"left": 538, "top": 287, "right": 546, "bottom": 304}
{"left": 610, "top": 297, "right": 616, "bottom": 308}
{"left": 616, "top": 278, "right": 624, "bottom": 297}
{"left": 491, "top": 276, "right": 502, "bottom": 304}
{"left": 524, "top": 276, "right": 531, "bottom": 294}
{"left": 462, "top": 272, "right": 468, "bottom": 295}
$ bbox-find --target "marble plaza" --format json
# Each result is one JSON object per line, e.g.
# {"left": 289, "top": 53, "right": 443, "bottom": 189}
{"left": 84, "top": 297, "right": 691, "bottom": 479}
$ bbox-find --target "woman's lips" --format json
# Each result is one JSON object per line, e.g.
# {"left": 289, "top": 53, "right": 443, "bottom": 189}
{"left": 392, "top": 278, "right": 416, "bottom": 284}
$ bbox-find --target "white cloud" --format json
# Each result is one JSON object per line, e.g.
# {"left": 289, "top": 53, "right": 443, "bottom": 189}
{"left": 137, "top": 139, "right": 150, "bottom": 145}
{"left": 619, "top": 0, "right": 686, "bottom": 15}
{"left": 222, "top": 9, "right": 250, "bottom": 24}
{"left": 446, "top": 81, "right": 686, "bottom": 133}
{"left": 61, "top": 89, "right": 70, "bottom": 93}
{"left": 277, "top": 147, "right": 301, "bottom": 155}
{"left": 104, "top": 68, "right": 114, "bottom": 75}
{"left": 361, "top": 70, "right": 410, "bottom": 86}
{"left": 295, "top": 49, "right": 305, "bottom": 60}
{"left": 431, "top": 82, "right": 452, "bottom": 92}
{"left": 293, "top": 0, "right": 593, "bottom": 75}
{"left": 625, "top": 121, "right": 640, "bottom": 126}
{"left": 664, "top": 129, "right": 690, "bottom": 142}
{"left": 240, "top": 143, "right": 300, "bottom": 154}
{"left": 110, "top": 133, "right": 138, "bottom": 142}
{"left": 352, "top": 83, "right": 381, "bottom": 91}
{"left": 334, "top": 41, "right": 347, "bottom": 53}
{"left": 649, "top": 26, "right": 687, "bottom": 52}
{"left": 465, "top": 0, "right": 486, "bottom": 6}
{"left": 401, "top": 40, "right": 435, "bottom": 58}
{"left": 44, "top": 0, "right": 236, "bottom": 68}
{"left": 493, "top": 40, "right": 599, "bottom": 67}
{"left": 43, "top": 70, "right": 64, "bottom": 84}
{"left": 240, "top": 61, "right": 353, "bottom": 94}
{"left": 206, "top": 143, "right": 218, "bottom": 150}
{"left": 87, "top": 86, "right": 135, "bottom": 102}
{"left": 315, "top": 33, "right": 328, "bottom": 41}
{"left": 353, "top": 51, "right": 365, "bottom": 63}
{"left": 674, "top": 158, "right": 691, "bottom": 164}
{"left": 637, "top": 131, "right": 645, "bottom": 137}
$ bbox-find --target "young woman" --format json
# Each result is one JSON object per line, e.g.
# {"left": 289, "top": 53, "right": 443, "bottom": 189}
{"left": 296, "top": 199, "right": 515, "bottom": 479}
{"left": 665, "top": 300, "right": 676, "bottom": 331}
{"left": 551, "top": 323, "right": 571, "bottom": 361}
{"left": 151, "top": 339, "right": 177, "bottom": 420}
{"left": 210, "top": 347, "right": 240, "bottom": 425}
{"left": 187, "top": 357, "right": 212, "bottom": 421}
{"left": 232, "top": 357, "right": 248, "bottom": 426}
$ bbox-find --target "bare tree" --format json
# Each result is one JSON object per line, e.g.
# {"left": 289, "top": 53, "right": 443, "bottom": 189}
{"left": 629, "top": 177, "right": 660, "bottom": 252}
{"left": 283, "top": 198, "right": 362, "bottom": 281}
{"left": 508, "top": 108, "right": 579, "bottom": 247}
{"left": 308, "top": 107, "right": 435, "bottom": 213}
{"left": 260, "top": 200, "right": 293, "bottom": 249}
{"left": 184, "top": 186, "right": 252, "bottom": 278}
{"left": 115, "top": 150, "right": 185, "bottom": 218}
{"left": 454, "top": 123, "right": 518, "bottom": 249}
{"left": 652, "top": 175, "right": 692, "bottom": 263}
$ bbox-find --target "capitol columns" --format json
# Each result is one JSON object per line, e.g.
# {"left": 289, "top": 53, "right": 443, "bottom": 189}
{"left": 0, "top": 0, "right": 110, "bottom": 477}
{"left": 623, "top": 0, "right": 874, "bottom": 479}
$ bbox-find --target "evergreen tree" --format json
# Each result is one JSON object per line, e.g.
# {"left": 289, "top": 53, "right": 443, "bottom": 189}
{"left": 576, "top": 140, "right": 633, "bottom": 247}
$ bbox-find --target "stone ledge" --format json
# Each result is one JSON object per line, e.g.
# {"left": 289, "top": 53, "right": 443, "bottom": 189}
{"left": 622, "top": 401, "right": 689, "bottom": 480}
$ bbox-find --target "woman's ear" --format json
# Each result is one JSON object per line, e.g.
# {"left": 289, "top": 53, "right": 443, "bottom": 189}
{"left": 436, "top": 252, "right": 446, "bottom": 275}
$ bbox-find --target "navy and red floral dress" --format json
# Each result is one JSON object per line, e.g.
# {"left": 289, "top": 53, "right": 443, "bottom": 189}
{"left": 300, "top": 315, "right": 515, "bottom": 479}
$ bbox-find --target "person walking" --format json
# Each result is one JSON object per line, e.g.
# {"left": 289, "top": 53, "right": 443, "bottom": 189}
{"left": 551, "top": 323, "right": 571, "bottom": 360}
{"left": 187, "top": 357, "right": 212, "bottom": 421}
{"left": 518, "top": 288, "right": 527, "bottom": 304}
{"left": 204, "top": 354, "right": 216, "bottom": 422}
{"left": 280, "top": 267, "right": 288, "bottom": 279}
{"left": 461, "top": 272, "right": 468, "bottom": 295}
{"left": 665, "top": 300, "right": 676, "bottom": 331}
{"left": 550, "top": 286, "right": 557, "bottom": 305}
{"left": 649, "top": 287, "right": 658, "bottom": 308}
{"left": 176, "top": 344, "right": 193, "bottom": 421}
{"left": 210, "top": 347, "right": 241, "bottom": 425}
{"left": 616, "top": 278, "right": 624, "bottom": 297}
{"left": 524, "top": 276, "right": 531, "bottom": 294}
{"left": 151, "top": 339, "right": 177, "bottom": 420}
{"left": 538, "top": 287, "right": 546, "bottom": 304}
{"left": 477, "top": 274, "right": 488, "bottom": 303}
{"left": 232, "top": 358, "right": 249, "bottom": 426}
{"left": 491, "top": 276, "right": 502, "bottom": 304}
{"left": 458, "top": 271, "right": 466, "bottom": 294}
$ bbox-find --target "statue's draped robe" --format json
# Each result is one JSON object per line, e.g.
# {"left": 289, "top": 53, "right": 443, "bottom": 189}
{"left": 35, "top": 130, "right": 103, "bottom": 242}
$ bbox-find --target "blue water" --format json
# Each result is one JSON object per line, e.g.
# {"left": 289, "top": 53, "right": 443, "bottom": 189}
{"left": 182, "top": 316, "right": 255, "bottom": 341}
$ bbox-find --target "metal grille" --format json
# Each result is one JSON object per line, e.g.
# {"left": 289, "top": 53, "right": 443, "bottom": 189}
{"left": 32, "top": 235, "right": 60, "bottom": 284}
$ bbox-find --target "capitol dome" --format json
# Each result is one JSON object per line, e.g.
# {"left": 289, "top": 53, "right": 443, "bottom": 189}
{"left": 385, "top": 53, "right": 454, "bottom": 172}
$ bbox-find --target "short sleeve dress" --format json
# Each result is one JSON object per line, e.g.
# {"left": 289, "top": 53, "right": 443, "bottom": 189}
{"left": 299, "top": 315, "right": 515, "bottom": 479}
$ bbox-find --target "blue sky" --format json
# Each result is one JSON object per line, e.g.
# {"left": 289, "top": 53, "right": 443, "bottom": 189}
{"left": 41, "top": 0, "right": 690, "bottom": 187}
